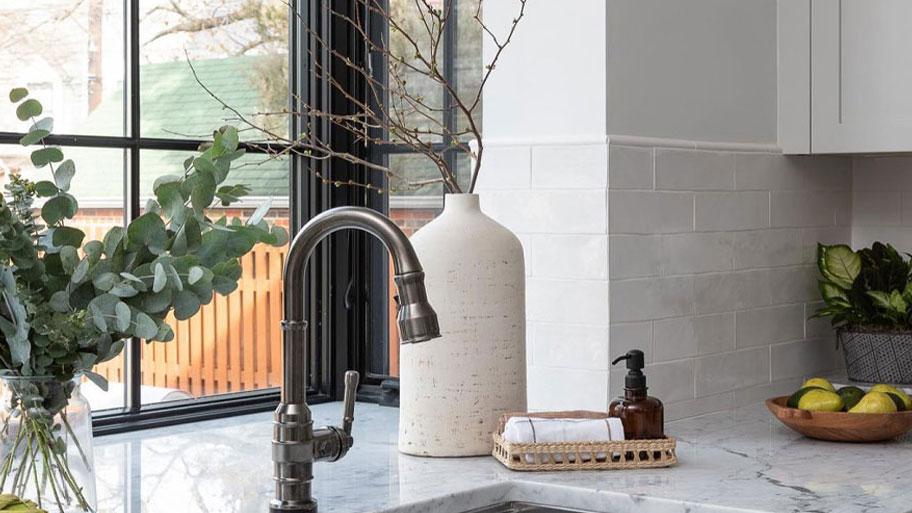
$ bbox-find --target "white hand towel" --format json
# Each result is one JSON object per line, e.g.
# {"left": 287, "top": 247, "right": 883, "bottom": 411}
{"left": 501, "top": 416, "right": 625, "bottom": 463}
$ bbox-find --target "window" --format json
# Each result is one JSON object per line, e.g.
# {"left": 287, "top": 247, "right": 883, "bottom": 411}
{"left": 357, "top": 0, "right": 483, "bottom": 398}
{"left": 0, "top": 0, "right": 338, "bottom": 433}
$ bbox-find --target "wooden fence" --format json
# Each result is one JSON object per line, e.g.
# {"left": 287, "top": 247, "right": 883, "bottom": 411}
{"left": 94, "top": 244, "right": 287, "bottom": 396}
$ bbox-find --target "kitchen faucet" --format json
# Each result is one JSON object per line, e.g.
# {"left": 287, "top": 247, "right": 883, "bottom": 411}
{"left": 270, "top": 206, "right": 441, "bottom": 513}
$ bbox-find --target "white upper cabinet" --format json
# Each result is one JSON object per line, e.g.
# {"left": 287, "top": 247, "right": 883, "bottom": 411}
{"left": 780, "top": 0, "right": 912, "bottom": 154}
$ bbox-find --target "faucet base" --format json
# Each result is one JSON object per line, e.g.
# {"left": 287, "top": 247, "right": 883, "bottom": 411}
{"left": 269, "top": 500, "right": 318, "bottom": 513}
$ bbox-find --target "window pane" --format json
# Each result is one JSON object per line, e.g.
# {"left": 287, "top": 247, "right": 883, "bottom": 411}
{"left": 455, "top": 0, "right": 483, "bottom": 136}
{"left": 0, "top": 144, "right": 127, "bottom": 410}
{"left": 139, "top": 149, "right": 289, "bottom": 403}
{"left": 0, "top": 0, "right": 125, "bottom": 136}
{"left": 139, "top": 0, "right": 289, "bottom": 141}
{"left": 388, "top": 0, "right": 444, "bottom": 144}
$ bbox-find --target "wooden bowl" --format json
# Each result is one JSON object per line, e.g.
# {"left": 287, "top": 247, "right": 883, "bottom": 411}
{"left": 766, "top": 396, "right": 912, "bottom": 442}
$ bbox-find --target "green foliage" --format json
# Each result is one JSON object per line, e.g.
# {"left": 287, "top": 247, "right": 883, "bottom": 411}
{"left": 0, "top": 88, "right": 288, "bottom": 388}
{"left": 814, "top": 242, "right": 912, "bottom": 329}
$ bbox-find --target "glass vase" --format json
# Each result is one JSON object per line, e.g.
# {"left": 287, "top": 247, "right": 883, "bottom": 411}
{"left": 0, "top": 376, "right": 96, "bottom": 513}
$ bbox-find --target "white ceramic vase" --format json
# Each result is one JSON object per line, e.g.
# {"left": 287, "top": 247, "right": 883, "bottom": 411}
{"left": 399, "top": 193, "right": 527, "bottom": 457}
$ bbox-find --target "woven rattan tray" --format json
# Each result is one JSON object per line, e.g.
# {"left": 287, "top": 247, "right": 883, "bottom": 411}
{"left": 491, "top": 411, "right": 677, "bottom": 471}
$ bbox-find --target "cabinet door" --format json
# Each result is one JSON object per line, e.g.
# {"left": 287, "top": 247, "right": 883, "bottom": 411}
{"left": 811, "top": 0, "right": 912, "bottom": 153}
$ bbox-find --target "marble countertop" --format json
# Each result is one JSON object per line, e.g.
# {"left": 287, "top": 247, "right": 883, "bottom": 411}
{"left": 93, "top": 401, "right": 912, "bottom": 513}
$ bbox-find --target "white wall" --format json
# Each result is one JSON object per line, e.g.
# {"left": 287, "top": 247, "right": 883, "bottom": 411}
{"left": 478, "top": 0, "right": 847, "bottom": 419}
{"left": 606, "top": 0, "right": 778, "bottom": 144}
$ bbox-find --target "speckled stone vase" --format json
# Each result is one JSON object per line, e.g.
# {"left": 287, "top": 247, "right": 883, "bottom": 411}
{"left": 399, "top": 193, "right": 527, "bottom": 457}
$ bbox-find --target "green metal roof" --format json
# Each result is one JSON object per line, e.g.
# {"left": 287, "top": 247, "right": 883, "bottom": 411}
{"left": 70, "top": 56, "right": 288, "bottom": 201}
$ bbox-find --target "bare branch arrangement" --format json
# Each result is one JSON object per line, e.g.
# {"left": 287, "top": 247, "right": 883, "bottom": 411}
{"left": 190, "top": 0, "right": 527, "bottom": 194}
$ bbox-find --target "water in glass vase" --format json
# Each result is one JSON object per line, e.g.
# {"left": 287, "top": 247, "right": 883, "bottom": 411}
{"left": 0, "top": 377, "right": 95, "bottom": 513}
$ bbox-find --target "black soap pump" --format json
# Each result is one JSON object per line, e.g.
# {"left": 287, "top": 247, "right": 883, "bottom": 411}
{"left": 609, "top": 350, "right": 664, "bottom": 439}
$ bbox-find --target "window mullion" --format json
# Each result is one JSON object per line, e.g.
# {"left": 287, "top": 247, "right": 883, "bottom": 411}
{"left": 124, "top": 0, "right": 142, "bottom": 414}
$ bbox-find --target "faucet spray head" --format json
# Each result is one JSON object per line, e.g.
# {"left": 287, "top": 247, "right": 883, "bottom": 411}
{"left": 394, "top": 271, "right": 441, "bottom": 344}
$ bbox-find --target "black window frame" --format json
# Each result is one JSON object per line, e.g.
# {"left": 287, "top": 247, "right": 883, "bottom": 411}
{"left": 355, "top": 0, "right": 465, "bottom": 402}
{"left": 0, "top": 0, "right": 366, "bottom": 435}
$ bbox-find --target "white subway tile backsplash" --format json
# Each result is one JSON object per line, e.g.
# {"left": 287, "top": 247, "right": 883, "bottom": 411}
{"left": 655, "top": 149, "right": 734, "bottom": 191}
{"left": 664, "top": 392, "right": 735, "bottom": 421}
{"left": 653, "top": 313, "right": 734, "bottom": 361}
{"left": 610, "top": 277, "right": 693, "bottom": 322}
{"left": 798, "top": 227, "right": 851, "bottom": 264}
{"left": 771, "top": 338, "right": 839, "bottom": 381}
{"left": 732, "top": 229, "right": 802, "bottom": 269}
{"left": 852, "top": 156, "right": 912, "bottom": 191}
{"left": 770, "top": 191, "right": 839, "bottom": 228}
{"left": 693, "top": 270, "right": 771, "bottom": 314}
{"left": 610, "top": 359, "right": 695, "bottom": 403}
{"left": 532, "top": 144, "right": 608, "bottom": 189}
{"left": 661, "top": 232, "right": 733, "bottom": 275}
{"left": 608, "top": 145, "right": 653, "bottom": 190}
{"left": 694, "top": 191, "right": 769, "bottom": 231}
{"left": 609, "top": 191, "right": 693, "bottom": 234}
{"left": 735, "top": 154, "right": 850, "bottom": 192}
{"left": 694, "top": 347, "right": 770, "bottom": 397}
{"left": 609, "top": 322, "right": 653, "bottom": 362}
{"left": 735, "top": 304, "right": 805, "bottom": 349}
{"left": 528, "top": 278, "right": 608, "bottom": 325}
{"left": 609, "top": 235, "right": 662, "bottom": 279}
{"left": 532, "top": 323, "right": 609, "bottom": 370}
{"left": 528, "top": 365, "right": 608, "bottom": 411}
{"left": 768, "top": 265, "right": 818, "bottom": 304}
{"left": 852, "top": 190, "right": 901, "bottom": 226}
{"left": 474, "top": 145, "right": 532, "bottom": 190}
{"left": 481, "top": 189, "right": 607, "bottom": 234}
{"left": 530, "top": 234, "right": 608, "bottom": 280}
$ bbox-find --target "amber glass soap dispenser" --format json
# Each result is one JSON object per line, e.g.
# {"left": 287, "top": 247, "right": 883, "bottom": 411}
{"left": 609, "top": 349, "right": 664, "bottom": 439}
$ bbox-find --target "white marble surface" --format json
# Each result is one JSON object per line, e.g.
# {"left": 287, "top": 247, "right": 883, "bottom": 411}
{"left": 93, "top": 401, "right": 912, "bottom": 513}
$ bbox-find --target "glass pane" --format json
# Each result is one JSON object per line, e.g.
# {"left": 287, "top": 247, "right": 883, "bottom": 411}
{"left": 0, "top": 0, "right": 125, "bottom": 136}
{"left": 139, "top": 149, "right": 289, "bottom": 403}
{"left": 455, "top": 0, "right": 483, "bottom": 137}
{"left": 139, "top": 0, "right": 289, "bottom": 141}
{"left": 0, "top": 144, "right": 127, "bottom": 410}
{"left": 388, "top": 0, "right": 445, "bottom": 143}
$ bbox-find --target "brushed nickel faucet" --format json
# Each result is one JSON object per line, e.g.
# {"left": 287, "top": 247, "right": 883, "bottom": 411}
{"left": 270, "top": 206, "right": 441, "bottom": 513}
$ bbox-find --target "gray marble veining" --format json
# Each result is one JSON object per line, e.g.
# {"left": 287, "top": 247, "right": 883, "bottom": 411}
{"left": 92, "top": 402, "right": 912, "bottom": 513}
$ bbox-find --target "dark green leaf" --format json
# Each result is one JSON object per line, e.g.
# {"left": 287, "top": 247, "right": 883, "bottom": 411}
{"left": 30, "top": 147, "right": 64, "bottom": 167}
{"left": 49, "top": 290, "right": 71, "bottom": 312}
{"left": 15, "top": 98, "right": 42, "bottom": 120}
{"left": 155, "top": 322, "right": 175, "bottom": 342}
{"left": 126, "top": 212, "right": 168, "bottom": 254}
{"left": 103, "top": 227, "right": 125, "bottom": 257}
{"left": 52, "top": 226, "right": 85, "bottom": 248}
{"left": 19, "top": 129, "right": 49, "bottom": 146}
{"left": 34, "top": 180, "right": 58, "bottom": 197}
{"left": 41, "top": 194, "right": 78, "bottom": 225}
{"left": 9, "top": 87, "right": 28, "bottom": 102}
{"left": 134, "top": 312, "right": 158, "bottom": 340}
{"left": 59, "top": 245, "right": 79, "bottom": 274}
{"left": 173, "top": 290, "right": 201, "bottom": 320}
{"left": 82, "top": 370, "right": 109, "bottom": 392}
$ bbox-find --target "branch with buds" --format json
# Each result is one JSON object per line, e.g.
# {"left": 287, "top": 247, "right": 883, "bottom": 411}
{"left": 187, "top": 0, "right": 527, "bottom": 194}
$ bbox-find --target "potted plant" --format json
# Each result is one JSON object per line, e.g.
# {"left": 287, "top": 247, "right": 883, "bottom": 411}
{"left": 0, "top": 88, "right": 287, "bottom": 512}
{"left": 815, "top": 242, "right": 912, "bottom": 384}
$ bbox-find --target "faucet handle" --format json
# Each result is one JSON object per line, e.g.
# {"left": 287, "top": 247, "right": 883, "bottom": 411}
{"left": 341, "top": 370, "right": 359, "bottom": 436}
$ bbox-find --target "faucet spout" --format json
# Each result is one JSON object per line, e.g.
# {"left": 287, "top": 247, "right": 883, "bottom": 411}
{"left": 270, "top": 207, "right": 440, "bottom": 513}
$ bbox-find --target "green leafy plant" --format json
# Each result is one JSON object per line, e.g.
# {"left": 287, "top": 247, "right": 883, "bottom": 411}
{"left": 815, "top": 242, "right": 912, "bottom": 329}
{"left": 0, "top": 88, "right": 287, "bottom": 512}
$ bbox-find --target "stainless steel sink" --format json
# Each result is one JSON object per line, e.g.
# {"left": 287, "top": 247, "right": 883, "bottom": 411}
{"left": 465, "top": 503, "right": 593, "bottom": 513}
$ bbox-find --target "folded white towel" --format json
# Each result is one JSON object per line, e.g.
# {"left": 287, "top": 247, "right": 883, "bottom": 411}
{"left": 502, "top": 417, "right": 625, "bottom": 444}
{"left": 502, "top": 416, "right": 625, "bottom": 463}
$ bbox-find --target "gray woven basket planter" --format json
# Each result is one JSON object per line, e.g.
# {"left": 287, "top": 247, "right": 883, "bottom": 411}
{"left": 838, "top": 329, "right": 912, "bottom": 384}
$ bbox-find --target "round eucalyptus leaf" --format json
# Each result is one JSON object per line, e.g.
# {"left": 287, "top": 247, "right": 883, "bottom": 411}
{"left": 54, "top": 159, "right": 76, "bottom": 191}
{"left": 71, "top": 258, "right": 89, "bottom": 284}
{"left": 34, "top": 180, "right": 59, "bottom": 197}
{"left": 114, "top": 301, "right": 131, "bottom": 332}
{"left": 41, "top": 194, "right": 78, "bottom": 225}
{"left": 30, "top": 147, "right": 64, "bottom": 168}
{"left": 9, "top": 87, "right": 28, "bottom": 102}
{"left": 15, "top": 98, "right": 42, "bottom": 121}
{"left": 153, "top": 263, "right": 167, "bottom": 293}
{"left": 92, "top": 272, "right": 117, "bottom": 291}
{"left": 19, "top": 129, "right": 49, "bottom": 146}
{"left": 173, "top": 290, "right": 201, "bottom": 320}
{"left": 59, "top": 245, "right": 79, "bottom": 274}
{"left": 134, "top": 312, "right": 158, "bottom": 340}
{"left": 188, "top": 266, "right": 204, "bottom": 285}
